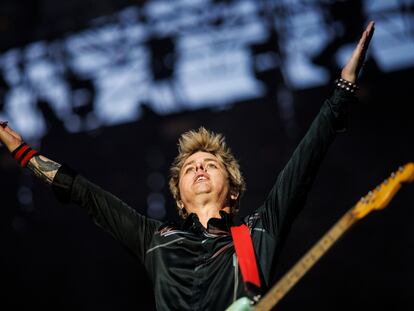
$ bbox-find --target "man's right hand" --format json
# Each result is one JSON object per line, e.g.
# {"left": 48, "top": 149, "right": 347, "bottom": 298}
{"left": 0, "top": 121, "right": 24, "bottom": 153}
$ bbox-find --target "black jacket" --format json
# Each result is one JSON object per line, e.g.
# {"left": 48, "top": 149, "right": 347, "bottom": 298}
{"left": 52, "top": 88, "right": 356, "bottom": 311}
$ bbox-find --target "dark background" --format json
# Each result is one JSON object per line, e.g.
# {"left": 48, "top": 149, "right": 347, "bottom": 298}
{"left": 1, "top": 1, "right": 413, "bottom": 310}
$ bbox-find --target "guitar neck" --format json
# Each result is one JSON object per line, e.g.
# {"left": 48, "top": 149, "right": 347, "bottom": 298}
{"left": 255, "top": 208, "right": 358, "bottom": 311}
{"left": 252, "top": 163, "right": 414, "bottom": 311}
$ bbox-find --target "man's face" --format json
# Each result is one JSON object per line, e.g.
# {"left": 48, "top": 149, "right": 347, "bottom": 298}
{"left": 178, "top": 151, "right": 231, "bottom": 209}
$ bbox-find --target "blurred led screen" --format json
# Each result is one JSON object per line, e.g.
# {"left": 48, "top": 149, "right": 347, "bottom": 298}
{"left": 0, "top": 0, "right": 413, "bottom": 140}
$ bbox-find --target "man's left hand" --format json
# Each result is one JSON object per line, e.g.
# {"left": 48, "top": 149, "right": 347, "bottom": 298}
{"left": 341, "top": 21, "right": 375, "bottom": 83}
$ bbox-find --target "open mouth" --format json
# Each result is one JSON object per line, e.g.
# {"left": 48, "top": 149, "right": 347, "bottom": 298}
{"left": 194, "top": 175, "right": 209, "bottom": 183}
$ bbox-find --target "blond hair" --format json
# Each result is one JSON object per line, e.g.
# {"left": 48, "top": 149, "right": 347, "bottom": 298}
{"left": 169, "top": 127, "right": 246, "bottom": 218}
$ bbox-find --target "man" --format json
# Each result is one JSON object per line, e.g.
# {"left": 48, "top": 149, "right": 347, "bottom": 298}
{"left": 0, "top": 22, "right": 374, "bottom": 311}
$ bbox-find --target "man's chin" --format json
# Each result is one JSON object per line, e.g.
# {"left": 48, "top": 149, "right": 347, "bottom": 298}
{"left": 193, "top": 183, "right": 211, "bottom": 192}
{"left": 194, "top": 188, "right": 212, "bottom": 195}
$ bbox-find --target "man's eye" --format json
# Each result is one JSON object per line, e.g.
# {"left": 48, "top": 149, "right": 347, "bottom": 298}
{"left": 185, "top": 167, "right": 195, "bottom": 174}
{"left": 207, "top": 163, "right": 217, "bottom": 169}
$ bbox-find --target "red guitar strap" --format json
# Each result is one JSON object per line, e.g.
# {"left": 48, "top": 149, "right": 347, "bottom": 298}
{"left": 230, "top": 224, "right": 261, "bottom": 290}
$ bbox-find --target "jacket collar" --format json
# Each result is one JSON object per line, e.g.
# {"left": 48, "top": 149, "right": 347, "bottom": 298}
{"left": 180, "top": 210, "right": 243, "bottom": 235}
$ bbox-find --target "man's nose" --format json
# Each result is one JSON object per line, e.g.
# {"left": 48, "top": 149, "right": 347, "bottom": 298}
{"left": 196, "top": 162, "right": 205, "bottom": 172}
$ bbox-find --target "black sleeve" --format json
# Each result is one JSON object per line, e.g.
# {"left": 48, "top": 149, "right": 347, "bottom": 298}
{"left": 258, "top": 88, "right": 357, "bottom": 238}
{"left": 52, "top": 165, "right": 162, "bottom": 264}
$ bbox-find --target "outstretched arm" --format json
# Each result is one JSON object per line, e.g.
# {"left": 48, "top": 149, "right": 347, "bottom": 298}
{"left": 259, "top": 21, "right": 375, "bottom": 237}
{"left": 0, "top": 123, "right": 61, "bottom": 184}
{"left": 0, "top": 122, "right": 161, "bottom": 263}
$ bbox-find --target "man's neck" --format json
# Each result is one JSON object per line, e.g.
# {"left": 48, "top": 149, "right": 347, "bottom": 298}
{"left": 189, "top": 202, "right": 230, "bottom": 228}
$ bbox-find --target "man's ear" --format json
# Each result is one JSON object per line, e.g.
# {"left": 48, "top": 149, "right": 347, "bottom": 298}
{"left": 176, "top": 200, "right": 184, "bottom": 209}
{"left": 230, "top": 191, "right": 239, "bottom": 201}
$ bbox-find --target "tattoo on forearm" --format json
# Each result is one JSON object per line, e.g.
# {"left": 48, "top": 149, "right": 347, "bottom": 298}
{"left": 27, "top": 155, "right": 61, "bottom": 184}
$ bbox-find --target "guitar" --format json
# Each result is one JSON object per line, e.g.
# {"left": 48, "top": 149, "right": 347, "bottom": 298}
{"left": 227, "top": 162, "right": 414, "bottom": 311}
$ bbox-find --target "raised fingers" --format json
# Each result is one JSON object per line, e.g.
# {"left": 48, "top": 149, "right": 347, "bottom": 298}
{"left": 1, "top": 122, "right": 22, "bottom": 141}
{"left": 361, "top": 21, "right": 375, "bottom": 51}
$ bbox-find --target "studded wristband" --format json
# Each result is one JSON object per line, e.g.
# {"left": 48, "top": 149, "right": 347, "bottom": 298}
{"left": 335, "top": 78, "right": 359, "bottom": 94}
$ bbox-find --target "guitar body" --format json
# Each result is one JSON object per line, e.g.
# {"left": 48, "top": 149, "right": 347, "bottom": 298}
{"left": 225, "top": 297, "right": 254, "bottom": 311}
